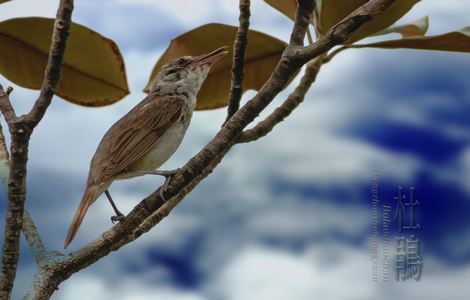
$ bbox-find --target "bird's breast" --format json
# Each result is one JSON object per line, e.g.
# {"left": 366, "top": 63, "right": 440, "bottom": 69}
{"left": 130, "top": 118, "right": 189, "bottom": 172}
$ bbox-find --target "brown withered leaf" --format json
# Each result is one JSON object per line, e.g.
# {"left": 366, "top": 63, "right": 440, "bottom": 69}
{"left": 263, "top": 0, "right": 297, "bottom": 21}
{"left": 0, "top": 17, "right": 129, "bottom": 106}
{"left": 316, "top": 0, "right": 420, "bottom": 43}
{"left": 374, "top": 16, "right": 429, "bottom": 38}
{"left": 144, "top": 23, "right": 287, "bottom": 110}
{"left": 355, "top": 27, "right": 470, "bottom": 53}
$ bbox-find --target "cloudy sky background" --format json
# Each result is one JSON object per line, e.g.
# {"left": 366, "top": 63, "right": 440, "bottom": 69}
{"left": 1, "top": 0, "right": 469, "bottom": 299}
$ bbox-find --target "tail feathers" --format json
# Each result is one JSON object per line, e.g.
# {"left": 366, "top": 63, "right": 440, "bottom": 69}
{"left": 64, "top": 185, "right": 101, "bottom": 249}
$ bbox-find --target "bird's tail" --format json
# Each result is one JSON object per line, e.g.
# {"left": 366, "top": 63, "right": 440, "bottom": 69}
{"left": 64, "top": 185, "right": 101, "bottom": 249}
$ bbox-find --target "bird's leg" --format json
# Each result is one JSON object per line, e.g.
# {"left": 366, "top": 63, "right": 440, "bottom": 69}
{"left": 105, "top": 190, "right": 125, "bottom": 223}
{"left": 127, "top": 168, "right": 181, "bottom": 200}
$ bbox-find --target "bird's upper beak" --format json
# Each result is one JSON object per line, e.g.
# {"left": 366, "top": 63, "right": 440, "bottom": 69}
{"left": 189, "top": 46, "right": 229, "bottom": 67}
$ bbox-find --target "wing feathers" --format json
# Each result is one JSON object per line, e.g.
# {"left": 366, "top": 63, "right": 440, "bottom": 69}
{"left": 89, "top": 96, "right": 185, "bottom": 184}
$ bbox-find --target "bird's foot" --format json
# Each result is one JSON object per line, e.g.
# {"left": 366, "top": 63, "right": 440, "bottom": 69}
{"left": 111, "top": 212, "right": 125, "bottom": 224}
{"left": 158, "top": 168, "right": 181, "bottom": 201}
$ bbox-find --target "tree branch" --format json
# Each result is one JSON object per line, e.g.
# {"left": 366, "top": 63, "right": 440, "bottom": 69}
{"left": 22, "top": 211, "right": 47, "bottom": 265}
{"left": 0, "top": 85, "right": 16, "bottom": 125}
{"left": 292, "top": 0, "right": 396, "bottom": 64}
{"left": 225, "top": 0, "right": 251, "bottom": 122}
{"left": 238, "top": 56, "right": 323, "bottom": 143}
{"left": 0, "top": 119, "right": 9, "bottom": 186}
{"left": 25, "top": 0, "right": 74, "bottom": 127}
{"left": 289, "top": 0, "right": 315, "bottom": 46}
{"left": 23, "top": 0, "right": 398, "bottom": 297}
{"left": 0, "top": 0, "right": 74, "bottom": 298}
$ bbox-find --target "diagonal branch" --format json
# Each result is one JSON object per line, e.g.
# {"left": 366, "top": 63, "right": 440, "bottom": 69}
{"left": 0, "top": 1, "right": 74, "bottom": 298}
{"left": 25, "top": 0, "right": 398, "bottom": 297}
{"left": 0, "top": 85, "right": 16, "bottom": 125}
{"left": 238, "top": 55, "right": 323, "bottom": 143}
{"left": 22, "top": 211, "right": 47, "bottom": 265}
{"left": 25, "top": 0, "right": 74, "bottom": 127}
{"left": 291, "top": 0, "right": 396, "bottom": 64}
{"left": 289, "top": 0, "right": 315, "bottom": 46}
{"left": 225, "top": 0, "right": 251, "bottom": 122}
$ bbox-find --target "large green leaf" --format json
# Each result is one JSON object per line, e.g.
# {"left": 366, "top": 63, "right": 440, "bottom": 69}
{"left": 144, "top": 23, "right": 287, "bottom": 110}
{"left": 0, "top": 17, "right": 129, "bottom": 106}
{"left": 316, "top": 0, "right": 420, "bottom": 43}
{"left": 374, "top": 16, "right": 429, "bottom": 38}
{"left": 354, "top": 27, "right": 470, "bottom": 53}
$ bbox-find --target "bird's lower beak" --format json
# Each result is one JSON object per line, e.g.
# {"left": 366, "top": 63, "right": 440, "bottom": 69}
{"left": 189, "top": 46, "right": 229, "bottom": 67}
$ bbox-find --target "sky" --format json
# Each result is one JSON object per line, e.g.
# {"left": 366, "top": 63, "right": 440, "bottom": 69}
{"left": 0, "top": 0, "right": 470, "bottom": 299}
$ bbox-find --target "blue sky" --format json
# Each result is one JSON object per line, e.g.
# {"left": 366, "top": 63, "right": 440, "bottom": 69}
{"left": 0, "top": 0, "right": 469, "bottom": 299}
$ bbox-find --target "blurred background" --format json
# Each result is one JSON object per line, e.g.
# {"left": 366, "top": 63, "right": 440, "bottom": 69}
{"left": 0, "top": 0, "right": 469, "bottom": 299}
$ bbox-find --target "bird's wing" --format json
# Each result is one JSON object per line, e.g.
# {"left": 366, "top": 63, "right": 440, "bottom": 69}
{"left": 90, "top": 96, "right": 185, "bottom": 184}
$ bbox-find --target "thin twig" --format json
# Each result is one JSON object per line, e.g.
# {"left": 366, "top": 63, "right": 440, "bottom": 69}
{"left": 225, "top": 0, "right": 251, "bottom": 123}
{"left": 238, "top": 56, "right": 323, "bottom": 143}
{"left": 289, "top": 0, "right": 315, "bottom": 46}
{"left": 0, "top": 0, "right": 74, "bottom": 298}
{"left": 26, "top": 0, "right": 74, "bottom": 127}
{"left": 0, "top": 85, "right": 17, "bottom": 125}
{"left": 322, "top": 45, "right": 351, "bottom": 63}
{"left": 294, "top": 0, "right": 396, "bottom": 64}
{"left": 306, "top": 27, "right": 314, "bottom": 44}
{"left": 22, "top": 211, "right": 47, "bottom": 264}
{"left": 0, "top": 120, "right": 9, "bottom": 186}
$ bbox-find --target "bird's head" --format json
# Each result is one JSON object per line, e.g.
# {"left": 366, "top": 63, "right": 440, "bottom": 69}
{"left": 151, "top": 46, "right": 229, "bottom": 99}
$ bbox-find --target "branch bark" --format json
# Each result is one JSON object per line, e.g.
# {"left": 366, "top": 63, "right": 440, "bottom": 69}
{"left": 0, "top": 85, "right": 16, "bottom": 125}
{"left": 225, "top": 0, "right": 251, "bottom": 122}
{"left": 22, "top": 211, "right": 47, "bottom": 265}
{"left": 292, "top": 0, "right": 396, "bottom": 64}
{"left": 0, "top": 0, "right": 74, "bottom": 298}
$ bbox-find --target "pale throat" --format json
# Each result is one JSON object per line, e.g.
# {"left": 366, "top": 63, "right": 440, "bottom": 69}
{"left": 158, "top": 67, "right": 209, "bottom": 109}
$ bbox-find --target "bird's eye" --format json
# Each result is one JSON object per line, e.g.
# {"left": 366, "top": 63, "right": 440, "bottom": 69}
{"left": 176, "top": 58, "right": 186, "bottom": 67}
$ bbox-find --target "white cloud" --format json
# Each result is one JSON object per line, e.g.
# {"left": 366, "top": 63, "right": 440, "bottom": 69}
{"left": 56, "top": 275, "right": 205, "bottom": 300}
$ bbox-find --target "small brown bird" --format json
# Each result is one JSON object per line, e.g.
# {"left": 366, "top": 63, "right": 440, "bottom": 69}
{"left": 64, "top": 46, "right": 228, "bottom": 248}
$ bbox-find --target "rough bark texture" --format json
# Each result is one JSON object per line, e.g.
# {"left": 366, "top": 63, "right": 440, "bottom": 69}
{"left": 226, "top": 0, "right": 251, "bottom": 122}
{"left": 0, "top": 0, "right": 399, "bottom": 299}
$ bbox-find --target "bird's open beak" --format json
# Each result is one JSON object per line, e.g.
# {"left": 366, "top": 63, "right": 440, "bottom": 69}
{"left": 189, "top": 46, "right": 229, "bottom": 67}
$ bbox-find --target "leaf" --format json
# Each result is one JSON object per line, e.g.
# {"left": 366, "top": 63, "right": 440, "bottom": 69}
{"left": 264, "top": 0, "right": 297, "bottom": 21}
{"left": 144, "top": 23, "right": 287, "bottom": 110}
{"left": 0, "top": 0, "right": 10, "bottom": 4}
{"left": 354, "top": 27, "right": 470, "bottom": 53}
{"left": 0, "top": 17, "right": 129, "bottom": 106}
{"left": 374, "top": 16, "right": 429, "bottom": 38}
{"left": 316, "top": 0, "right": 420, "bottom": 43}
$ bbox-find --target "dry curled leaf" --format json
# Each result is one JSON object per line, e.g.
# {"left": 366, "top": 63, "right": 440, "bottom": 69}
{"left": 355, "top": 27, "right": 470, "bottom": 53}
{"left": 144, "top": 23, "right": 288, "bottom": 110}
{"left": 263, "top": 0, "right": 297, "bottom": 21}
{"left": 0, "top": 17, "right": 129, "bottom": 106}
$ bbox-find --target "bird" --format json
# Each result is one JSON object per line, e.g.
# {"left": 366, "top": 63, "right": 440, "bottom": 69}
{"left": 64, "top": 46, "right": 229, "bottom": 249}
